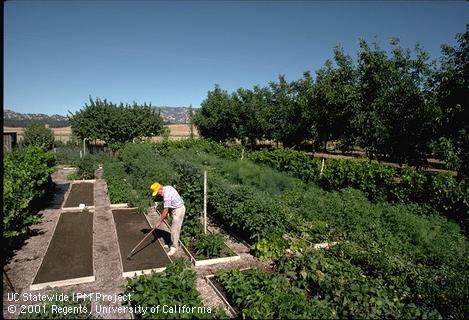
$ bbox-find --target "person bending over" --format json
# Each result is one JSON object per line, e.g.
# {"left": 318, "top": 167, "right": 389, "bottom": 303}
{"left": 150, "top": 182, "right": 185, "bottom": 256}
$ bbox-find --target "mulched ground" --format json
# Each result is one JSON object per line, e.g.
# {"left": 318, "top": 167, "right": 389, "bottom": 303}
{"left": 3, "top": 165, "right": 270, "bottom": 319}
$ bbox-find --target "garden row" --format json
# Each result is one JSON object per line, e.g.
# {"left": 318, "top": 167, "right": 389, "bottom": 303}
{"left": 103, "top": 141, "right": 467, "bottom": 318}
{"left": 148, "top": 139, "right": 468, "bottom": 232}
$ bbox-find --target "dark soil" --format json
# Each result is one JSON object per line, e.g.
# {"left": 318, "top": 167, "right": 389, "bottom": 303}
{"left": 112, "top": 209, "right": 171, "bottom": 273}
{"left": 32, "top": 211, "right": 94, "bottom": 284}
{"left": 63, "top": 182, "right": 94, "bottom": 207}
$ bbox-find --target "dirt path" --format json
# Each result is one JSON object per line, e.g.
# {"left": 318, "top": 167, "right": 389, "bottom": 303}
{"left": 3, "top": 166, "right": 268, "bottom": 319}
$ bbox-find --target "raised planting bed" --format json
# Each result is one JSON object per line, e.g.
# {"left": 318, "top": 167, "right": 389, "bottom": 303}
{"left": 206, "top": 268, "right": 331, "bottom": 319}
{"left": 30, "top": 211, "right": 94, "bottom": 291}
{"left": 204, "top": 268, "right": 252, "bottom": 317}
{"left": 154, "top": 213, "right": 241, "bottom": 267}
{"left": 63, "top": 181, "right": 95, "bottom": 209}
{"left": 180, "top": 234, "right": 240, "bottom": 267}
{"left": 112, "top": 208, "right": 172, "bottom": 277}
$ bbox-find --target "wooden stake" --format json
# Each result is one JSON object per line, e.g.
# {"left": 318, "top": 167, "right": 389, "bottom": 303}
{"left": 203, "top": 170, "right": 207, "bottom": 234}
{"left": 320, "top": 158, "right": 325, "bottom": 177}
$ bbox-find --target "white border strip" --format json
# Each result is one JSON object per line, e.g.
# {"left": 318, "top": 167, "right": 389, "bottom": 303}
{"left": 62, "top": 206, "right": 95, "bottom": 212}
{"left": 110, "top": 203, "right": 128, "bottom": 208}
{"left": 30, "top": 276, "right": 95, "bottom": 291}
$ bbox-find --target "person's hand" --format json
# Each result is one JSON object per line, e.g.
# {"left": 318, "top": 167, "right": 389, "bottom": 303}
{"left": 153, "top": 220, "right": 161, "bottom": 229}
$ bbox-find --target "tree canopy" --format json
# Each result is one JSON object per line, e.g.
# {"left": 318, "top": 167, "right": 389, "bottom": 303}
{"left": 192, "top": 28, "right": 469, "bottom": 177}
{"left": 68, "top": 97, "right": 164, "bottom": 147}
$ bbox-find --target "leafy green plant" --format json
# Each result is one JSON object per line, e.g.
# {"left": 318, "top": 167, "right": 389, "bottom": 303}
{"left": 123, "top": 258, "right": 225, "bottom": 319}
{"left": 72, "top": 154, "right": 98, "bottom": 179}
{"left": 22, "top": 123, "right": 55, "bottom": 151}
{"left": 3, "top": 147, "right": 56, "bottom": 240}
{"left": 191, "top": 233, "right": 226, "bottom": 259}
{"left": 215, "top": 268, "right": 334, "bottom": 319}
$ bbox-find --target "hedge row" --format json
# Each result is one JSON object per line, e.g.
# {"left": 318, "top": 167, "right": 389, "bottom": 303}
{"left": 249, "top": 148, "right": 469, "bottom": 231}
{"left": 3, "top": 147, "right": 56, "bottom": 240}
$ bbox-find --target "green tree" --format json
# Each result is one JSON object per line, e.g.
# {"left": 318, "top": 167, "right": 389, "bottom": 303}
{"left": 314, "top": 46, "right": 360, "bottom": 151}
{"left": 432, "top": 28, "right": 469, "bottom": 178}
{"left": 193, "top": 85, "right": 238, "bottom": 142}
{"left": 355, "top": 38, "right": 434, "bottom": 165}
{"left": 233, "top": 86, "right": 271, "bottom": 147}
{"left": 68, "top": 97, "right": 164, "bottom": 147}
{"left": 266, "top": 74, "right": 313, "bottom": 148}
{"left": 22, "top": 123, "right": 55, "bottom": 151}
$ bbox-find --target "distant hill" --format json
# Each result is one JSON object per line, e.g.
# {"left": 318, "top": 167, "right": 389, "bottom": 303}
{"left": 3, "top": 107, "right": 193, "bottom": 127}
{"left": 3, "top": 109, "right": 69, "bottom": 127}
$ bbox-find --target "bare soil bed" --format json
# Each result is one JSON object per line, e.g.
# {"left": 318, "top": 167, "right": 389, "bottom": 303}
{"left": 63, "top": 182, "right": 94, "bottom": 207}
{"left": 31, "top": 211, "right": 94, "bottom": 289}
{"left": 112, "top": 208, "right": 171, "bottom": 276}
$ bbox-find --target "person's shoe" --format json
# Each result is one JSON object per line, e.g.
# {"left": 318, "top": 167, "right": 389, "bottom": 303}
{"left": 167, "top": 246, "right": 177, "bottom": 256}
{"left": 163, "top": 244, "right": 169, "bottom": 252}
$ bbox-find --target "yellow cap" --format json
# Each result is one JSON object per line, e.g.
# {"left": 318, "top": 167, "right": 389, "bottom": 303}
{"left": 150, "top": 182, "right": 161, "bottom": 197}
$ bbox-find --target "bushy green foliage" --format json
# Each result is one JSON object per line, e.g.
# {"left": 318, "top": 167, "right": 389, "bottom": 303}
{"left": 275, "top": 249, "right": 443, "bottom": 319}
{"left": 251, "top": 146, "right": 468, "bottom": 230}
{"left": 69, "top": 97, "right": 164, "bottom": 147}
{"left": 249, "top": 148, "right": 321, "bottom": 183}
{"left": 191, "top": 233, "right": 226, "bottom": 259}
{"left": 193, "top": 86, "right": 238, "bottom": 142}
{"left": 3, "top": 146, "right": 56, "bottom": 240}
{"left": 103, "top": 161, "right": 133, "bottom": 204}
{"left": 22, "top": 123, "right": 55, "bottom": 151}
{"left": 72, "top": 154, "right": 99, "bottom": 179}
{"left": 215, "top": 268, "right": 334, "bottom": 319}
{"left": 320, "top": 159, "right": 396, "bottom": 202}
{"left": 432, "top": 29, "right": 469, "bottom": 178}
{"left": 123, "top": 259, "right": 225, "bottom": 319}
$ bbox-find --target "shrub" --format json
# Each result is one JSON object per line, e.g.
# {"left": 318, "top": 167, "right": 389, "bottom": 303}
{"left": 3, "top": 147, "right": 56, "bottom": 240}
{"left": 319, "top": 159, "right": 396, "bottom": 202}
{"left": 22, "top": 123, "right": 55, "bottom": 151}
{"left": 72, "top": 154, "right": 98, "bottom": 179}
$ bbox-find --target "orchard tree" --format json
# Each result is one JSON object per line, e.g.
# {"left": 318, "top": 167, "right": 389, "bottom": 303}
{"left": 193, "top": 85, "right": 238, "bottom": 142}
{"left": 68, "top": 97, "right": 164, "bottom": 147}
{"left": 432, "top": 28, "right": 469, "bottom": 178}
{"left": 314, "top": 46, "right": 360, "bottom": 151}
{"left": 266, "top": 74, "right": 313, "bottom": 148}
{"left": 355, "top": 38, "right": 434, "bottom": 165}
{"left": 233, "top": 86, "right": 271, "bottom": 146}
{"left": 22, "top": 123, "right": 55, "bottom": 151}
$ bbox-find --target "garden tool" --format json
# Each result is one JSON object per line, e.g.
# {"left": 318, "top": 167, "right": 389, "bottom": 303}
{"left": 126, "top": 227, "right": 157, "bottom": 260}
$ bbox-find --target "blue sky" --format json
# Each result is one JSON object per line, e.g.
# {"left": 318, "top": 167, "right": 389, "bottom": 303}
{"left": 4, "top": 0, "right": 468, "bottom": 115}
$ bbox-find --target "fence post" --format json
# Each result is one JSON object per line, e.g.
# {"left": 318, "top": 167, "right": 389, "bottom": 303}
{"left": 203, "top": 170, "right": 207, "bottom": 234}
{"left": 320, "top": 158, "right": 325, "bottom": 177}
